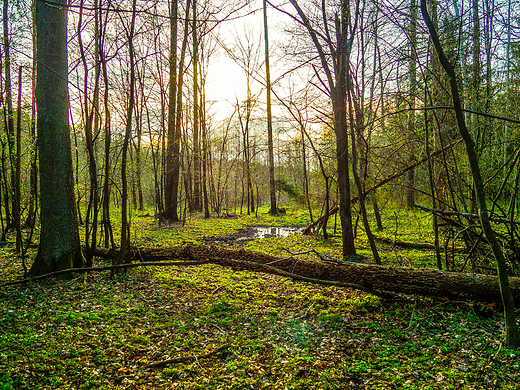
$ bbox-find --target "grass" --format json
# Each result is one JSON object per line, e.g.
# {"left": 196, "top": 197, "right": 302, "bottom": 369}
{"left": 0, "top": 203, "right": 518, "bottom": 389}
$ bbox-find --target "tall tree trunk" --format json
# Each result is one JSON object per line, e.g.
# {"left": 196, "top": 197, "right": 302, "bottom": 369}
{"left": 421, "top": 0, "right": 520, "bottom": 349}
{"left": 100, "top": 1, "right": 114, "bottom": 249}
{"left": 168, "top": 0, "right": 192, "bottom": 221}
{"left": 164, "top": 0, "right": 178, "bottom": 221}
{"left": 30, "top": 0, "right": 83, "bottom": 276}
{"left": 135, "top": 99, "right": 144, "bottom": 211}
{"left": 347, "top": 75, "right": 381, "bottom": 265}
{"left": 14, "top": 66, "right": 22, "bottom": 253}
{"left": 78, "top": 0, "right": 100, "bottom": 267}
{"left": 301, "top": 123, "right": 313, "bottom": 223}
{"left": 201, "top": 85, "right": 210, "bottom": 219}
{"left": 263, "top": 0, "right": 277, "bottom": 215}
{"left": 117, "top": 0, "right": 137, "bottom": 268}
{"left": 3, "top": 0, "right": 14, "bottom": 233}
{"left": 406, "top": 0, "right": 417, "bottom": 208}
{"left": 335, "top": 0, "right": 356, "bottom": 258}
{"left": 25, "top": 0, "right": 37, "bottom": 229}
{"left": 192, "top": 0, "right": 202, "bottom": 213}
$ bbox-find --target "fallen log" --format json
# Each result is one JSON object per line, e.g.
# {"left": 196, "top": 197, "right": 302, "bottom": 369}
{"left": 92, "top": 245, "right": 520, "bottom": 304}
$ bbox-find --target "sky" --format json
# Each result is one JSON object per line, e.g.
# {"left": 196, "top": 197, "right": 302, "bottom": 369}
{"left": 204, "top": 0, "right": 290, "bottom": 123}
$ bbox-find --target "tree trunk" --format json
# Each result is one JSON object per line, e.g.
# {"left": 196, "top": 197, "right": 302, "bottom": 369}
{"left": 263, "top": 0, "right": 277, "bottom": 215}
{"left": 25, "top": 10, "right": 37, "bottom": 229}
{"left": 164, "top": 0, "right": 179, "bottom": 221}
{"left": 117, "top": 0, "right": 137, "bottom": 268}
{"left": 347, "top": 76, "right": 381, "bottom": 264}
{"left": 3, "top": 0, "right": 14, "bottom": 235}
{"left": 93, "top": 245, "right": 520, "bottom": 305}
{"left": 30, "top": 0, "right": 83, "bottom": 276}
{"left": 100, "top": 1, "right": 114, "bottom": 249}
{"left": 12, "top": 65, "right": 22, "bottom": 253}
{"left": 165, "top": 0, "right": 191, "bottom": 221}
{"left": 78, "top": 0, "right": 100, "bottom": 267}
{"left": 192, "top": 0, "right": 202, "bottom": 213}
{"left": 406, "top": 0, "right": 417, "bottom": 208}
{"left": 421, "top": 0, "right": 520, "bottom": 349}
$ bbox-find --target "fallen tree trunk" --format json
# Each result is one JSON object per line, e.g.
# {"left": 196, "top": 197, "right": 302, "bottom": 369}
{"left": 92, "top": 245, "right": 520, "bottom": 304}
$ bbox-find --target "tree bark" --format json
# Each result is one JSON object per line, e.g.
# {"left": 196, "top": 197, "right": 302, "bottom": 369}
{"left": 164, "top": 0, "right": 192, "bottom": 221}
{"left": 30, "top": 0, "right": 83, "bottom": 276}
{"left": 164, "top": 0, "right": 179, "bottom": 221}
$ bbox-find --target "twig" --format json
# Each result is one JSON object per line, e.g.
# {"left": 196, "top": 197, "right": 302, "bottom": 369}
{"left": 415, "top": 204, "right": 520, "bottom": 225}
{"left": 281, "top": 247, "right": 344, "bottom": 264}
{"left": 144, "top": 344, "right": 231, "bottom": 369}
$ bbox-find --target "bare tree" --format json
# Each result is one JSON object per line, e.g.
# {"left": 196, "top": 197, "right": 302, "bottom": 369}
{"left": 421, "top": 0, "right": 520, "bottom": 350}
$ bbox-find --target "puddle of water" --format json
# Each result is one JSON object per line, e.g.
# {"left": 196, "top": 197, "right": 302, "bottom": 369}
{"left": 248, "top": 226, "right": 302, "bottom": 239}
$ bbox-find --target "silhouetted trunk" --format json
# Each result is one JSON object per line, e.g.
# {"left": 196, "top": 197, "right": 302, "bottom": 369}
{"left": 14, "top": 66, "right": 22, "bottom": 253}
{"left": 116, "top": 0, "right": 137, "bottom": 268}
{"left": 100, "top": 1, "right": 114, "bottom": 249}
{"left": 263, "top": 0, "right": 277, "bottom": 215}
{"left": 25, "top": 1, "right": 37, "bottom": 229}
{"left": 165, "top": 0, "right": 191, "bottom": 221}
{"left": 3, "top": 0, "right": 14, "bottom": 234}
{"left": 421, "top": 0, "right": 520, "bottom": 349}
{"left": 406, "top": 0, "right": 417, "bottom": 208}
{"left": 347, "top": 74, "right": 381, "bottom": 264}
{"left": 192, "top": 0, "right": 202, "bottom": 212}
{"left": 201, "top": 101, "right": 210, "bottom": 219}
{"left": 78, "top": 0, "right": 100, "bottom": 267}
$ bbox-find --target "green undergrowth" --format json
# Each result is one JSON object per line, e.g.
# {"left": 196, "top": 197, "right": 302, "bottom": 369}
{"left": 0, "top": 265, "right": 517, "bottom": 389}
{"left": 0, "top": 204, "right": 517, "bottom": 388}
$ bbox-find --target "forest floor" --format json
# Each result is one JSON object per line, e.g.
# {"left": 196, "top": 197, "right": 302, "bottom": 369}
{"left": 0, "top": 205, "right": 519, "bottom": 389}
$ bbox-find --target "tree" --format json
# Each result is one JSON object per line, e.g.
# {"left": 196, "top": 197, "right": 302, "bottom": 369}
{"left": 288, "top": 0, "right": 357, "bottom": 258}
{"left": 2, "top": 0, "right": 15, "bottom": 242}
{"left": 263, "top": 0, "right": 277, "bottom": 215}
{"left": 192, "top": 0, "right": 202, "bottom": 212}
{"left": 164, "top": 0, "right": 179, "bottom": 221}
{"left": 164, "top": 0, "right": 192, "bottom": 222}
{"left": 405, "top": 0, "right": 417, "bottom": 208}
{"left": 29, "top": 0, "right": 83, "bottom": 276}
{"left": 421, "top": 0, "right": 520, "bottom": 350}
{"left": 116, "top": 0, "right": 138, "bottom": 267}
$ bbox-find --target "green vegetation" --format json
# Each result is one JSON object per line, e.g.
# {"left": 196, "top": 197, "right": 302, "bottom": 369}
{"left": 0, "top": 207, "right": 518, "bottom": 388}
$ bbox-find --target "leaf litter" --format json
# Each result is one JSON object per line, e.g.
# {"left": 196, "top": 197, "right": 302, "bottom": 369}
{"left": 0, "top": 212, "right": 518, "bottom": 389}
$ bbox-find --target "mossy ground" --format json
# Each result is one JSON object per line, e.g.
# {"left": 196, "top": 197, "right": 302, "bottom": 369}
{"left": 0, "top": 205, "right": 518, "bottom": 389}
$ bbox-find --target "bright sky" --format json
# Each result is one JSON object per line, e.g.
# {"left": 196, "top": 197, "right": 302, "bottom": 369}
{"left": 204, "top": 0, "right": 290, "bottom": 123}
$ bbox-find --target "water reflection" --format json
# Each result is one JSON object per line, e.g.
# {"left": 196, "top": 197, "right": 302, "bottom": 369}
{"left": 247, "top": 226, "right": 302, "bottom": 239}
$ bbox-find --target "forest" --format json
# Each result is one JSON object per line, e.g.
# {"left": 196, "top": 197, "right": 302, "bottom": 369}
{"left": 1, "top": 0, "right": 520, "bottom": 388}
